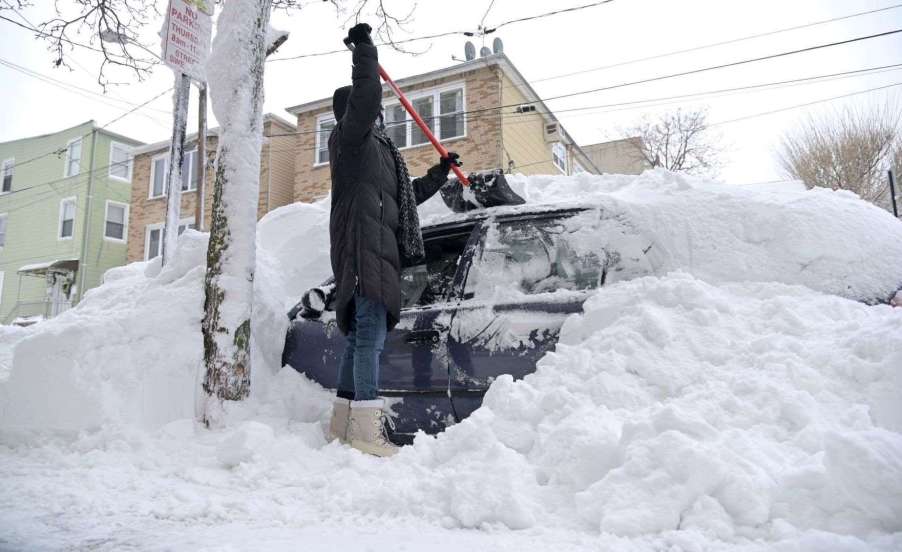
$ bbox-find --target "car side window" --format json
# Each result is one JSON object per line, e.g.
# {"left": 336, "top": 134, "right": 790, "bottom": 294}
{"left": 463, "top": 210, "right": 651, "bottom": 300}
{"left": 400, "top": 225, "right": 476, "bottom": 308}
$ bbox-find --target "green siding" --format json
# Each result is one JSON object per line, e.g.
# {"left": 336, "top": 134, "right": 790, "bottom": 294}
{"left": 0, "top": 122, "right": 142, "bottom": 323}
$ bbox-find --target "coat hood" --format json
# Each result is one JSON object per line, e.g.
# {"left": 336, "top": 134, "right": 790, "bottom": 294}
{"left": 332, "top": 85, "right": 352, "bottom": 121}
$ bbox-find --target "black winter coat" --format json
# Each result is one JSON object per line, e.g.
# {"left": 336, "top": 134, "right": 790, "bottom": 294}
{"left": 328, "top": 43, "right": 448, "bottom": 335}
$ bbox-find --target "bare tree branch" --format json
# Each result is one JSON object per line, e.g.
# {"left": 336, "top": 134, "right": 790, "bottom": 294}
{"left": 625, "top": 107, "right": 722, "bottom": 176}
{"left": 777, "top": 99, "right": 901, "bottom": 212}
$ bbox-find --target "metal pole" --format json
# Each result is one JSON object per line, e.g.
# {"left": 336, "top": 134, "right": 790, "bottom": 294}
{"left": 889, "top": 169, "right": 898, "bottom": 218}
{"left": 76, "top": 128, "right": 98, "bottom": 303}
{"left": 161, "top": 73, "right": 191, "bottom": 266}
{"left": 196, "top": 83, "right": 207, "bottom": 231}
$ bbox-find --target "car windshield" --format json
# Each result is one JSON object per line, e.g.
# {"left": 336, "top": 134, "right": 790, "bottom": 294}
{"left": 463, "top": 209, "right": 654, "bottom": 300}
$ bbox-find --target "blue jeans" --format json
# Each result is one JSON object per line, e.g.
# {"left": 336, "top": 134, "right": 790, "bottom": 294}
{"left": 337, "top": 295, "right": 388, "bottom": 401}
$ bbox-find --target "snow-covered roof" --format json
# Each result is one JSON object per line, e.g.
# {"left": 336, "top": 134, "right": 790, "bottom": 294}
{"left": 18, "top": 259, "right": 79, "bottom": 275}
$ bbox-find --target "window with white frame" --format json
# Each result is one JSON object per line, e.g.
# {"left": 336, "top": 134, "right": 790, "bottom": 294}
{"left": 572, "top": 161, "right": 586, "bottom": 175}
{"left": 145, "top": 219, "right": 196, "bottom": 260}
{"left": 181, "top": 149, "right": 198, "bottom": 191}
{"left": 65, "top": 138, "right": 82, "bottom": 177}
{"left": 552, "top": 142, "right": 568, "bottom": 174}
{"left": 1, "top": 158, "right": 13, "bottom": 193}
{"left": 109, "top": 142, "right": 133, "bottom": 181}
{"left": 384, "top": 85, "right": 465, "bottom": 149}
{"left": 104, "top": 201, "right": 128, "bottom": 241}
{"left": 150, "top": 155, "right": 166, "bottom": 197}
{"left": 149, "top": 150, "right": 198, "bottom": 197}
{"left": 59, "top": 197, "right": 76, "bottom": 239}
{"left": 315, "top": 118, "right": 335, "bottom": 165}
{"left": 0, "top": 214, "right": 7, "bottom": 247}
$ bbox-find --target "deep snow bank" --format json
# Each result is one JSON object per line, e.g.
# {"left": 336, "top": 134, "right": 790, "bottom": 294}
{"left": 1, "top": 170, "right": 901, "bottom": 549}
{"left": 2, "top": 274, "right": 899, "bottom": 550}
{"left": 2, "top": 169, "right": 901, "bottom": 434}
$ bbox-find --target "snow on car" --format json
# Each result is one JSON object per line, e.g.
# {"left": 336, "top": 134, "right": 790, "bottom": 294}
{"left": 1, "top": 170, "right": 900, "bottom": 550}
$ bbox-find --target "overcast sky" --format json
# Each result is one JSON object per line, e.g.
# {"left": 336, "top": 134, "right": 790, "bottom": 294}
{"left": 1, "top": 0, "right": 900, "bottom": 184}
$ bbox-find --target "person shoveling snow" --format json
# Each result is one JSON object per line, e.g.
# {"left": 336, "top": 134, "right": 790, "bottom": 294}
{"left": 326, "top": 23, "right": 464, "bottom": 456}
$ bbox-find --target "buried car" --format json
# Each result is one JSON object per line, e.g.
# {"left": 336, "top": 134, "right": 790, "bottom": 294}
{"left": 282, "top": 205, "right": 657, "bottom": 442}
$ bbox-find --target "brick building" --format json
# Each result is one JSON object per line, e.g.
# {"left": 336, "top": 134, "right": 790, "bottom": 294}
{"left": 287, "top": 52, "right": 603, "bottom": 203}
{"left": 126, "top": 115, "right": 296, "bottom": 262}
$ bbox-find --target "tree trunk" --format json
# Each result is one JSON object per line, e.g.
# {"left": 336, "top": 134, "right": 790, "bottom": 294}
{"left": 201, "top": 0, "right": 273, "bottom": 427}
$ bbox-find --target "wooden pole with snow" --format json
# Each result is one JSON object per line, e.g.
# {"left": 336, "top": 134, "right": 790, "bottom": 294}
{"left": 159, "top": 0, "right": 213, "bottom": 265}
{"left": 161, "top": 73, "right": 190, "bottom": 265}
{"left": 201, "top": 0, "right": 282, "bottom": 426}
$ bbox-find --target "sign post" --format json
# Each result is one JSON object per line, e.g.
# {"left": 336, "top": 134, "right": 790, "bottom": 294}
{"left": 159, "top": 0, "right": 212, "bottom": 265}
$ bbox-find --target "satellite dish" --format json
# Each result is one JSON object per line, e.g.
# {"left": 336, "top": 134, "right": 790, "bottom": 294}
{"left": 492, "top": 37, "right": 504, "bottom": 55}
{"left": 479, "top": 46, "right": 491, "bottom": 57}
{"left": 464, "top": 41, "right": 476, "bottom": 61}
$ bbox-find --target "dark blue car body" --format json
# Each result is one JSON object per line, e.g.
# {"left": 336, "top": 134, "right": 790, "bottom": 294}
{"left": 282, "top": 205, "right": 654, "bottom": 442}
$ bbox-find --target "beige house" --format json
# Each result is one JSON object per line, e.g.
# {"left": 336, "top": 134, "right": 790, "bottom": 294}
{"left": 581, "top": 137, "right": 650, "bottom": 175}
{"left": 126, "top": 115, "right": 296, "bottom": 262}
{"left": 287, "top": 52, "right": 602, "bottom": 203}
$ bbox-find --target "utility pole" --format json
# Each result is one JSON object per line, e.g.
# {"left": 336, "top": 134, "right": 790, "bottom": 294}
{"left": 889, "top": 169, "right": 898, "bottom": 218}
{"left": 76, "top": 128, "right": 98, "bottom": 303}
{"left": 196, "top": 84, "right": 208, "bottom": 231}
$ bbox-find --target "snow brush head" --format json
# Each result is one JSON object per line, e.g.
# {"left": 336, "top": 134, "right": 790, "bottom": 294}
{"left": 332, "top": 85, "right": 352, "bottom": 121}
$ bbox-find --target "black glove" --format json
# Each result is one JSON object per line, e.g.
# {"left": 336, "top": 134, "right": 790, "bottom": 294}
{"left": 347, "top": 23, "right": 373, "bottom": 47}
{"left": 440, "top": 152, "right": 462, "bottom": 176}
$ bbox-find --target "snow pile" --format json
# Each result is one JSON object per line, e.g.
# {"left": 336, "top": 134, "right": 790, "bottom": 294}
{"left": 0, "top": 199, "right": 331, "bottom": 433}
{"left": 1, "top": 170, "right": 901, "bottom": 549}
{"left": 432, "top": 273, "right": 902, "bottom": 540}
{"left": 420, "top": 169, "right": 902, "bottom": 302}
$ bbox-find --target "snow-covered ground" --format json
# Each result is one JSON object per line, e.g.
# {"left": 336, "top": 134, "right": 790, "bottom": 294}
{"left": 1, "top": 170, "right": 901, "bottom": 551}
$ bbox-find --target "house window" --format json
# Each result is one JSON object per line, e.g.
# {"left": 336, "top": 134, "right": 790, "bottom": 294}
{"left": 65, "top": 138, "right": 82, "bottom": 177}
{"left": 572, "top": 162, "right": 586, "bottom": 175}
{"left": 315, "top": 118, "right": 335, "bottom": 165}
{"left": 181, "top": 149, "right": 198, "bottom": 191}
{"left": 150, "top": 150, "right": 198, "bottom": 197}
{"left": 385, "top": 104, "right": 407, "bottom": 148}
{"left": 109, "top": 142, "right": 133, "bottom": 181}
{"left": 438, "top": 89, "right": 464, "bottom": 140}
{"left": 150, "top": 155, "right": 166, "bottom": 198}
{"left": 104, "top": 201, "right": 128, "bottom": 241}
{"left": 145, "top": 219, "right": 196, "bottom": 260}
{"left": 0, "top": 214, "right": 7, "bottom": 247}
{"left": 1, "top": 158, "right": 13, "bottom": 193}
{"left": 552, "top": 142, "right": 568, "bottom": 174}
{"left": 146, "top": 225, "right": 162, "bottom": 260}
{"left": 59, "top": 197, "right": 76, "bottom": 239}
{"left": 384, "top": 84, "right": 466, "bottom": 150}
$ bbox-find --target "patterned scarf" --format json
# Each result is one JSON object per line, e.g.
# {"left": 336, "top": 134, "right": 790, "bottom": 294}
{"left": 377, "top": 127, "right": 425, "bottom": 266}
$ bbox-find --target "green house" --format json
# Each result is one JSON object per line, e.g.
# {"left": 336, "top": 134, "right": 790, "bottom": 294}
{"left": 0, "top": 121, "right": 143, "bottom": 325}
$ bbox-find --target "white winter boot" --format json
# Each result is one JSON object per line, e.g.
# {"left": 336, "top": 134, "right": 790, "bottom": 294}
{"left": 347, "top": 399, "right": 399, "bottom": 457}
{"left": 327, "top": 398, "right": 351, "bottom": 444}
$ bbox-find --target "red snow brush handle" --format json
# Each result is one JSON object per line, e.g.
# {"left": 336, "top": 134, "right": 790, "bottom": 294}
{"left": 344, "top": 38, "right": 469, "bottom": 186}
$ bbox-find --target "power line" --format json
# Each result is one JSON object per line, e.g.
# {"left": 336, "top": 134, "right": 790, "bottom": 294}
{"left": 264, "top": 61, "right": 902, "bottom": 139}
{"left": 268, "top": 0, "right": 618, "bottom": 62}
{"left": 515, "top": 28, "right": 902, "bottom": 106}
{"left": 0, "top": 57, "right": 171, "bottom": 117}
{"left": 489, "top": 0, "right": 615, "bottom": 31}
{"left": 524, "top": 2, "right": 902, "bottom": 86}
{"left": 709, "top": 81, "right": 902, "bottom": 127}
{"left": 5, "top": 88, "right": 172, "bottom": 173}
